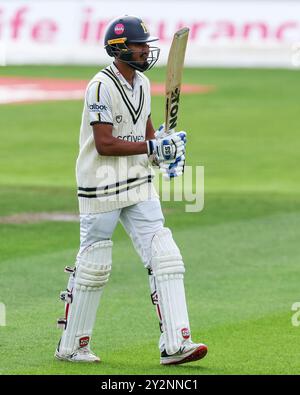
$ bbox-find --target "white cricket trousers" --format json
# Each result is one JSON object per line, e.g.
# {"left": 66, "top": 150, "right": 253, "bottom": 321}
{"left": 78, "top": 198, "right": 165, "bottom": 267}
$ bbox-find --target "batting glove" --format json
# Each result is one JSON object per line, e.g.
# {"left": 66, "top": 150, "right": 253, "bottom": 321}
{"left": 154, "top": 123, "right": 175, "bottom": 140}
{"left": 159, "top": 154, "right": 185, "bottom": 180}
{"left": 147, "top": 132, "right": 186, "bottom": 163}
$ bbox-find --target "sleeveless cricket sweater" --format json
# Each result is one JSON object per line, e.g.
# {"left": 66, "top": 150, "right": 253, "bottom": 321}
{"left": 76, "top": 65, "right": 158, "bottom": 214}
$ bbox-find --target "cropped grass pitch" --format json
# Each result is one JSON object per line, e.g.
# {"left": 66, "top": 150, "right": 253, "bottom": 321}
{"left": 0, "top": 66, "right": 300, "bottom": 374}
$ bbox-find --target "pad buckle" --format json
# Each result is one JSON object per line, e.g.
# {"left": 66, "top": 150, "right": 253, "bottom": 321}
{"left": 60, "top": 291, "right": 73, "bottom": 304}
{"left": 57, "top": 318, "right": 67, "bottom": 330}
{"left": 151, "top": 290, "right": 158, "bottom": 305}
{"left": 64, "top": 266, "right": 75, "bottom": 274}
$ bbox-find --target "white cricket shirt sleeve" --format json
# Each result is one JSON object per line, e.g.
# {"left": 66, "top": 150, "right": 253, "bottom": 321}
{"left": 86, "top": 81, "right": 113, "bottom": 125}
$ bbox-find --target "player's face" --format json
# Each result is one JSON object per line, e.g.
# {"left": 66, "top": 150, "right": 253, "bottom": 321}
{"left": 128, "top": 43, "right": 150, "bottom": 67}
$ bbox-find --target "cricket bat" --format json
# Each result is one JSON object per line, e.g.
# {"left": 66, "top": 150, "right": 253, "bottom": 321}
{"left": 165, "top": 27, "right": 190, "bottom": 135}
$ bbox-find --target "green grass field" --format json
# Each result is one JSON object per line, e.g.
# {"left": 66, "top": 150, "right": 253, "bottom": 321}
{"left": 0, "top": 66, "right": 300, "bottom": 375}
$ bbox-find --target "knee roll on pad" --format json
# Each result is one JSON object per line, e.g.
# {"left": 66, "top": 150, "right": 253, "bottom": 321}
{"left": 75, "top": 241, "right": 112, "bottom": 289}
{"left": 151, "top": 228, "right": 191, "bottom": 355}
{"left": 58, "top": 240, "right": 112, "bottom": 356}
{"left": 151, "top": 227, "right": 185, "bottom": 279}
{"left": 151, "top": 228, "right": 185, "bottom": 279}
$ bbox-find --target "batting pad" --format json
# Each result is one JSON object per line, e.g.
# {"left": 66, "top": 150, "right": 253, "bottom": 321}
{"left": 58, "top": 240, "right": 112, "bottom": 356}
{"left": 151, "top": 228, "right": 191, "bottom": 355}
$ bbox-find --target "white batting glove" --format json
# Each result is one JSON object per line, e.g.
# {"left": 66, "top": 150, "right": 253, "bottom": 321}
{"left": 154, "top": 123, "right": 175, "bottom": 140}
{"left": 160, "top": 154, "right": 185, "bottom": 180}
{"left": 147, "top": 132, "right": 186, "bottom": 163}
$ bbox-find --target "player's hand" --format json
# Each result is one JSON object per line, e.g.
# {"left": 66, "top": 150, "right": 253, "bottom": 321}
{"left": 147, "top": 132, "right": 186, "bottom": 163}
{"left": 159, "top": 154, "right": 185, "bottom": 180}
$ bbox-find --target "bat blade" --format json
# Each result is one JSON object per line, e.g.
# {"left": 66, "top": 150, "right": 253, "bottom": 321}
{"left": 165, "top": 27, "right": 189, "bottom": 135}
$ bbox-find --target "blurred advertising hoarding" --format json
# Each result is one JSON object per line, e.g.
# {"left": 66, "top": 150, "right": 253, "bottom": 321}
{"left": 0, "top": 0, "right": 299, "bottom": 67}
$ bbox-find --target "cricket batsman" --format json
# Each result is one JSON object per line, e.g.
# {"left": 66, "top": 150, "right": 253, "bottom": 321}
{"left": 54, "top": 15, "right": 208, "bottom": 365}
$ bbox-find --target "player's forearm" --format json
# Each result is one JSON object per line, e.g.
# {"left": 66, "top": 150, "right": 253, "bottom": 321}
{"left": 96, "top": 137, "right": 147, "bottom": 156}
{"left": 145, "top": 117, "right": 155, "bottom": 140}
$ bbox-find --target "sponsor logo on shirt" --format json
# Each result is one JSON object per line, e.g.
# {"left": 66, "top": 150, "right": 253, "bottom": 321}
{"left": 117, "top": 135, "right": 145, "bottom": 142}
{"left": 88, "top": 103, "right": 107, "bottom": 112}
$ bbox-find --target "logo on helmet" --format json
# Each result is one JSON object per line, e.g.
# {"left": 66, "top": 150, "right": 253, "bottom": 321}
{"left": 140, "top": 22, "right": 149, "bottom": 34}
{"left": 114, "top": 23, "right": 125, "bottom": 35}
{"left": 181, "top": 328, "right": 190, "bottom": 340}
